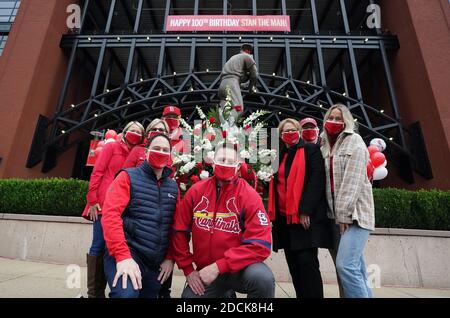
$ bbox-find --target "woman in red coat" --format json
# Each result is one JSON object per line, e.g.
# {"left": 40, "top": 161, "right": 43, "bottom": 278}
{"left": 122, "top": 119, "right": 169, "bottom": 169}
{"left": 82, "top": 121, "right": 145, "bottom": 298}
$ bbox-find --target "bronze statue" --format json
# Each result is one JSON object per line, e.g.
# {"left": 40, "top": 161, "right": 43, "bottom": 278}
{"left": 218, "top": 43, "right": 258, "bottom": 136}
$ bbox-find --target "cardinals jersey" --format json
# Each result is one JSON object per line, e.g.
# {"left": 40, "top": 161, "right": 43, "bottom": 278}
{"left": 171, "top": 176, "right": 272, "bottom": 276}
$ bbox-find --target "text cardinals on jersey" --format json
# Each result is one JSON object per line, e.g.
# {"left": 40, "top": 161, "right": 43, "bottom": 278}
{"left": 171, "top": 176, "right": 272, "bottom": 275}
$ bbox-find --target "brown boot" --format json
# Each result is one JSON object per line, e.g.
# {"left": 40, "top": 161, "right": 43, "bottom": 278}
{"left": 86, "top": 253, "right": 107, "bottom": 298}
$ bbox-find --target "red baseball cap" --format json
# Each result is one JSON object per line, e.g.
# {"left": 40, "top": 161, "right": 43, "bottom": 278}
{"left": 163, "top": 105, "right": 181, "bottom": 117}
{"left": 299, "top": 117, "right": 318, "bottom": 128}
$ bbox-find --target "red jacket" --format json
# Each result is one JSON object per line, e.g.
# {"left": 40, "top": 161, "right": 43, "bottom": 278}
{"left": 122, "top": 145, "right": 146, "bottom": 169}
{"left": 171, "top": 176, "right": 272, "bottom": 276}
{"left": 100, "top": 171, "right": 177, "bottom": 262}
{"left": 82, "top": 141, "right": 131, "bottom": 219}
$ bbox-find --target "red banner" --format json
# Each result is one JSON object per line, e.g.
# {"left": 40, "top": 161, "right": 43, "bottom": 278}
{"left": 86, "top": 140, "right": 100, "bottom": 167}
{"left": 166, "top": 15, "right": 290, "bottom": 32}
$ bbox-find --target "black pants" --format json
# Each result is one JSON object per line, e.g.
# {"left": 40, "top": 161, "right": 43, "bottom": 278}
{"left": 284, "top": 248, "right": 324, "bottom": 298}
{"left": 328, "top": 220, "right": 345, "bottom": 298}
{"left": 158, "top": 273, "right": 173, "bottom": 298}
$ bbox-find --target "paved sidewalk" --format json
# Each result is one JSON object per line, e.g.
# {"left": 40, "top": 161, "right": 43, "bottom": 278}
{"left": 1, "top": 258, "right": 449, "bottom": 298}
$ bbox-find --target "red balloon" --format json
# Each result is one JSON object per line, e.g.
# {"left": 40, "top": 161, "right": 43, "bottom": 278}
{"left": 367, "top": 162, "right": 375, "bottom": 181}
{"left": 97, "top": 141, "right": 105, "bottom": 148}
{"left": 368, "top": 145, "right": 379, "bottom": 155}
{"left": 105, "top": 129, "right": 117, "bottom": 140}
{"left": 371, "top": 152, "right": 386, "bottom": 168}
{"left": 94, "top": 146, "right": 103, "bottom": 157}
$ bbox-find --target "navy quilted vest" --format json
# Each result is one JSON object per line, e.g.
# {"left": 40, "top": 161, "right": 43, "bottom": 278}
{"left": 123, "top": 161, "right": 178, "bottom": 267}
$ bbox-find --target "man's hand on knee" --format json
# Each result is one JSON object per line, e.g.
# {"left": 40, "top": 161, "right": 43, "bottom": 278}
{"left": 199, "top": 263, "right": 220, "bottom": 286}
{"left": 113, "top": 258, "right": 142, "bottom": 291}
{"left": 158, "top": 259, "right": 174, "bottom": 284}
{"left": 186, "top": 271, "right": 205, "bottom": 296}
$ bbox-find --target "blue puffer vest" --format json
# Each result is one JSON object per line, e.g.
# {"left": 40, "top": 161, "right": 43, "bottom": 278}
{"left": 122, "top": 161, "right": 178, "bottom": 268}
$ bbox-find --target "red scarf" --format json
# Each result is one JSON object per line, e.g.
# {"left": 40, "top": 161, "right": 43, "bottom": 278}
{"left": 268, "top": 148, "right": 306, "bottom": 224}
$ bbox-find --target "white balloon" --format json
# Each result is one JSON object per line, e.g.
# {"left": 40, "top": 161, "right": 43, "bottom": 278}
{"left": 104, "top": 138, "right": 116, "bottom": 144}
{"left": 381, "top": 160, "right": 387, "bottom": 168}
{"left": 373, "top": 166, "right": 388, "bottom": 181}
{"left": 370, "top": 138, "right": 387, "bottom": 152}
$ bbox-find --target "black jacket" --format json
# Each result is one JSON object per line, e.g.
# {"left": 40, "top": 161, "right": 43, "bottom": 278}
{"left": 272, "top": 140, "right": 332, "bottom": 251}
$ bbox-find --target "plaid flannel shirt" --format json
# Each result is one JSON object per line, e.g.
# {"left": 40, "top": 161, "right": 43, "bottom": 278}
{"left": 321, "top": 131, "right": 375, "bottom": 231}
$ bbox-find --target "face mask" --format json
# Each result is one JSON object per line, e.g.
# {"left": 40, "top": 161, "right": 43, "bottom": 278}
{"left": 281, "top": 131, "right": 300, "bottom": 146}
{"left": 325, "top": 121, "right": 345, "bottom": 136}
{"left": 214, "top": 162, "right": 239, "bottom": 181}
{"left": 147, "top": 150, "right": 171, "bottom": 169}
{"left": 301, "top": 129, "right": 318, "bottom": 142}
{"left": 164, "top": 118, "right": 180, "bottom": 131}
{"left": 125, "top": 131, "right": 142, "bottom": 145}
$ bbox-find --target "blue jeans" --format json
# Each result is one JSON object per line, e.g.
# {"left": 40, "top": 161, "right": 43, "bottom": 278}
{"left": 88, "top": 216, "right": 105, "bottom": 256}
{"left": 336, "top": 224, "right": 373, "bottom": 298}
{"left": 103, "top": 251, "right": 161, "bottom": 298}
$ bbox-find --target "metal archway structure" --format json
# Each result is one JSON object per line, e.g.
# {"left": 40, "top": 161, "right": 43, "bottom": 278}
{"left": 27, "top": 0, "right": 431, "bottom": 182}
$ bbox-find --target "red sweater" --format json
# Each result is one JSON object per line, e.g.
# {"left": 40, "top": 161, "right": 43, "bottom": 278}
{"left": 82, "top": 141, "right": 131, "bottom": 219}
{"left": 171, "top": 176, "right": 272, "bottom": 276}
{"left": 101, "top": 171, "right": 177, "bottom": 262}
{"left": 329, "top": 135, "right": 338, "bottom": 195}
{"left": 276, "top": 154, "right": 287, "bottom": 214}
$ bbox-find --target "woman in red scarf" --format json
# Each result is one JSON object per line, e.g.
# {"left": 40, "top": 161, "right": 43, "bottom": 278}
{"left": 268, "top": 118, "right": 332, "bottom": 298}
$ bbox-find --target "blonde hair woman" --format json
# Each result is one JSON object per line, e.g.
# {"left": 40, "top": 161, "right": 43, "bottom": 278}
{"left": 122, "top": 119, "right": 169, "bottom": 169}
{"left": 267, "top": 118, "right": 332, "bottom": 298}
{"left": 82, "top": 121, "right": 145, "bottom": 298}
{"left": 146, "top": 119, "right": 169, "bottom": 138}
{"left": 321, "top": 104, "right": 375, "bottom": 298}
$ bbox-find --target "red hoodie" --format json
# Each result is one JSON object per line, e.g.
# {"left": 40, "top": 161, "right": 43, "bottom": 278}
{"left": 82, "top": 140, "right": 131, "bottom": 219}
{"left": 171, "top": 176, "right": 272, "bottom": 276}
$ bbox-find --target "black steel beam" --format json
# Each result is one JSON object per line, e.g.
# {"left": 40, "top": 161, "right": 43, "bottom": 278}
{"left": 293, "top": 0, "right": 308, "bottom": 32}
{"left": 42, "top": 0, "right": 410, "bottom": 182}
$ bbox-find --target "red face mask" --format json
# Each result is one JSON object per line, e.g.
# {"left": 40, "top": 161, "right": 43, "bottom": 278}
{"left": 325, "top": 121, "right": 345, "bottom": 136}
{"left": 125, "top": 131, "right": 142, "bottom": 145}
{"left": 147, "top": 150, "right": 171, "bottom": 169}
{"left": 281, "top": 131, "right": 300, "bottom": 146}
{"left": 164, "top": 118, "right": 180, "bottom": 131}
{"left": 214, "top": 163, "right": 238, "bottom": 181}
{"left": 301, "top": 129, "right": 318, "bottom": 142}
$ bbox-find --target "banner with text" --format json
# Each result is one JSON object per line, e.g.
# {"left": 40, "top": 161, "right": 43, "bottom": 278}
{"left": 166, "top": 15, "right": 291, "bottom": 32}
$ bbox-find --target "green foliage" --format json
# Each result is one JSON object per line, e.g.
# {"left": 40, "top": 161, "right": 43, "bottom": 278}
{"left": 0, "top": 178, "right": 88, "bottom": 216}
{"left": 373, "top": 188, "right": 450, "bottom": 231}
{"left": 0, "top": 179, "right": 449, "bottom": 231}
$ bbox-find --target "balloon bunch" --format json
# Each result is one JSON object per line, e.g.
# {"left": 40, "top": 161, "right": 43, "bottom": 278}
{"left": 366, "top": 138, "right": 388, "bottom": 181}
{"left": 94, "top": 130, "right": 122, "bottom": 157}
